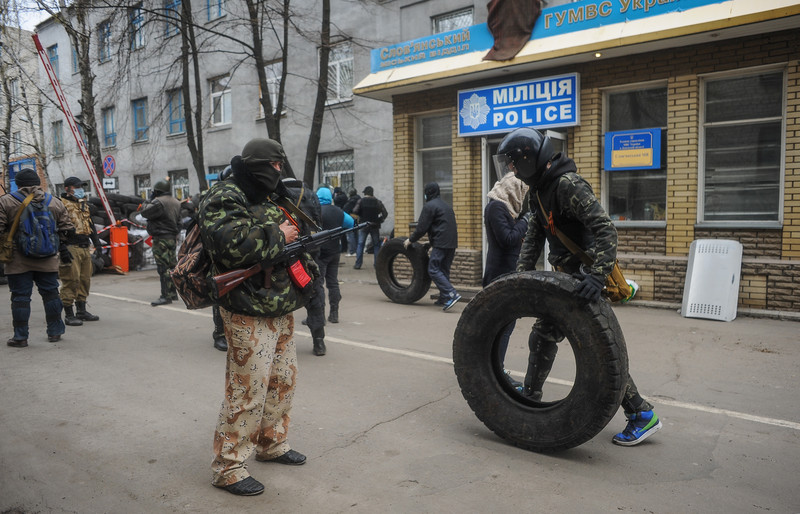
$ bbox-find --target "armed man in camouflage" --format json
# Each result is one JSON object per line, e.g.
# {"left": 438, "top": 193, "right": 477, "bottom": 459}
{"left": 198, "top": 138, "right": 318, "bottom": 496}
{"left": 140, "top": 180, "right": 182, "bottom": 306}
{"left": 496, "top": 127, "right": 662, "bottom": 447}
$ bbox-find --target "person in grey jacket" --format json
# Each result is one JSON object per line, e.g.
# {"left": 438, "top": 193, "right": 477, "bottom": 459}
{"left": 140, "top": 179, "right": 182, "bottom": 306}
{"left": 404, "top": 182, "right": 460, "bottom": 311}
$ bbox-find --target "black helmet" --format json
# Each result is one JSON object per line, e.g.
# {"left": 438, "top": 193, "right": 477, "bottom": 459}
{"left": 494, "top": 128, "right": 555, "bottom": 187}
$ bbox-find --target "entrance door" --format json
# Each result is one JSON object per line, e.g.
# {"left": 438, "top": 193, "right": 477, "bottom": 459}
{"left": 481, "top": 130, "right": 567, "bottom": 275}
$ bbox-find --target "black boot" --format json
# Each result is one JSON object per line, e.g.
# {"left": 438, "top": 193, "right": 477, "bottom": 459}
{"left": 312, "top": 338, "right": 326, "bottom": 356}
{"left": 76, "top": 301, "right": 99, "bottom": 321}
{"left": 213, "top": 333, "right": 228, "bottom": 352}
{"left": 64, "top": 306, "right": 83, "bottom": 326}
{"left": 522, "top": 330, "right": 558, "bottom": 401}
{"left": 327, "top": 305, "right": 339, "bottom": 324}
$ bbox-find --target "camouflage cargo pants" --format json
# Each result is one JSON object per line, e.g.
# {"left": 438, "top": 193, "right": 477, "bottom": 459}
{"left": 211, "top": 308, "right": 297, "bottom": 486}
{"left": 151, "top": 237, "right": 177, "bottom": 298}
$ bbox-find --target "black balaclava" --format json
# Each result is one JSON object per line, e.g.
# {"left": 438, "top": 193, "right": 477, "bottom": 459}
{"left": 241, "top": 138, "right": 285, "bottom": 195}
{"left": 423, "top": 182, "right": 440, "bottom": 202}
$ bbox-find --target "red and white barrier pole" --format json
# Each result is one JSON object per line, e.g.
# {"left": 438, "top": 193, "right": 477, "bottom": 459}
{"left": 33, "top": 34, "right": 128, "bottom": 272}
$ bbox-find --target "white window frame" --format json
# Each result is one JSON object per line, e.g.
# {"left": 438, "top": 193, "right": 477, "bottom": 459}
{"left": 319, "top": 150, "right": 355, "bottom": 190}
{"left": 325, "top": 42, "right": 353, "bottom": 106}
{"left": 698, "top": 64, "right": 786, "bottom": 228}
{"left": 9, "top": 78, "right": 19, "bottom": 106}
{"left": 258, "top": 61, "right": 286, "bottom": 118}
{"left": 210, "top": 76, "right": 232, "bottom": 126}
{"left": 12, "top": 131, "right": 22, "bottom": 156}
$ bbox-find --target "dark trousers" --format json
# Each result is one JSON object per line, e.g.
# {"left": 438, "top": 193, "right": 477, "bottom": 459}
{"left": 7, "top": 271, "right": 65, "bottom": 340}
{"left": 317, "top": 248, "right": 342, "bottom": 309}
{"left": 428, "top": 247, "right": 457, "bottom": 300}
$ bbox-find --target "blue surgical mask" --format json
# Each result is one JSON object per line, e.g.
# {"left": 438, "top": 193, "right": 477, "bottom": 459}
{"left": 73, "top": 188, "right": 85, "bottom": 199}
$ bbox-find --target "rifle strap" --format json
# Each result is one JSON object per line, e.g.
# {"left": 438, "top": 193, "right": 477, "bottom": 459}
{"left": 536, "top": 192, "right": 593, "bottom": 267}
{"left": 272, "top": 194, "right": 321, "bottom": 232}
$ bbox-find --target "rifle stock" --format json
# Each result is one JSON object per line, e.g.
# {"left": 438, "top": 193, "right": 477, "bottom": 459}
{"left": 210, "top": 222, "right": 369, "bottom": 298}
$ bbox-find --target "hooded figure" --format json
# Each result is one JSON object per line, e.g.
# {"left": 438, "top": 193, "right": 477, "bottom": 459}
{"left": 483, "top": 172, "right": 530, "bottom": 287}
{"left": 230, "top": 138, "right": 286, "bottom": 203}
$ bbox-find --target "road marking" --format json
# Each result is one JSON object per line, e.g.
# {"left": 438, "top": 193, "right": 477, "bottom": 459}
{"left": 94, "top": 291, "right": 800, "bottom": 432}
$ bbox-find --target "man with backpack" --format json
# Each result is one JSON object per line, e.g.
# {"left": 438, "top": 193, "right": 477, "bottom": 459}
{"left": 59, "top": 177, "right": 102, "bottom": 326}
{"left": 0, "top": 168, "right": 74, "bottom": 348}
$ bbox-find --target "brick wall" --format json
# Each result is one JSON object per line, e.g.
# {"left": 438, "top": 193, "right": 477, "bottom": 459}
{"left": 391, "top": 29, "right": 800, "bottom": 312}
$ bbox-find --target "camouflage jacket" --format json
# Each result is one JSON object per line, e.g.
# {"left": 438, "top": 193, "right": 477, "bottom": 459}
{"left": 517, "top": 168, "right": 618, "bottom": 279}
{"left": 197, "top": 180, "right": 318, "bottom": 317}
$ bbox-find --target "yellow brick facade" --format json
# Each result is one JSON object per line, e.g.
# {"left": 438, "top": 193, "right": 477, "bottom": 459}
{"left": 390, "top": 29, "right": 800, "bottom": 310}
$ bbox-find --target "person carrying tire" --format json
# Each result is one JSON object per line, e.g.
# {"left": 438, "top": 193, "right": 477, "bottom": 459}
{"left": 140, "top": 179, "right": 182, "bottom": 306}
{"left": 404, "top": 182, "right": 461, "bottom": 311}
{"left": 495, "top": 127, "right": 662, "bottom": 447}
{"left": 59, "top": 177, "right": 102, "bottom": 326}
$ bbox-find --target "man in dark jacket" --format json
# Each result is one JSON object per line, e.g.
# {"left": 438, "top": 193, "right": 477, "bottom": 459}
{"left": 199, "top": 138, "right": 317, "bottom": 496}
{"left": 497, "top": 127, "right": 662, "bottom": 447}
{"left": 59, "top": 177, "right": 102, "bottom": 326}
{"left": 351, "top": 186, "right": 387, "bottom": 269}
{"left": 140, "top": 180, "right": 182, "bottom": 306}
{"left": 405, "top": 182, "right": 461, "bottom": 311}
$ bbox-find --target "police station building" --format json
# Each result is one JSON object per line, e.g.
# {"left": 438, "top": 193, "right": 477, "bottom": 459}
{"left": 354, "top": 0, "right": 800, "bottom": 314}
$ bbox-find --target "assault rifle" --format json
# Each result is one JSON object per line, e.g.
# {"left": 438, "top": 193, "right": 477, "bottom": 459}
{"left": 210, "top": 222, "right": 370, "bottom": 298}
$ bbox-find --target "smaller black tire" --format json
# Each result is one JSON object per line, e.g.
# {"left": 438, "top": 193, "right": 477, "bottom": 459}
{"left": 375, "top": 238, "right": 431, "bottom": 304}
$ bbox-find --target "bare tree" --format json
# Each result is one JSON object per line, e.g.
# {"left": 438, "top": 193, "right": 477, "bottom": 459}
{"left": 302, "top": 0, "right": 329, "bottom": 187}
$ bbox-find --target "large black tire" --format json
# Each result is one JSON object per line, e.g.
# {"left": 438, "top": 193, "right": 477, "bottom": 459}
{"left": 375, "top": 238, "right": 431, "bottom": 304}
{"left": 453, "top": 271, "right": 629, "bottom": 452}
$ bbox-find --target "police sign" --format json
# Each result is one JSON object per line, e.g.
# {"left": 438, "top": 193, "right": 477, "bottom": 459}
{"left": 458, "top": 73, "right": 579, "bottom": 137}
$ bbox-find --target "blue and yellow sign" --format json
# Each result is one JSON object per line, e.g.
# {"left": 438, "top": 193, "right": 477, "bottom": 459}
{"left": 604, "top": 129, "right": 661, "bottom": 171}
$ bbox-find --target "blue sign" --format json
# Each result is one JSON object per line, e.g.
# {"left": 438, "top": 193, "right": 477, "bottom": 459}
{"left": 457, "top": 73, "right": 579, "bottom": 137}
{"left": 604, "top": 129, "right": 662, "bottom": 171}
{"left": 370, "top": 0, "right": 728, "bottom": 73}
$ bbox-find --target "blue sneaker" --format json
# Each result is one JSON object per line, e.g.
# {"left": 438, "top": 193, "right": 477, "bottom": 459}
{"left": 442, "top": 293, "right": 462, "bottom": 312}
{"left": 612, "top": 410, "right": 662, "bottom": 446}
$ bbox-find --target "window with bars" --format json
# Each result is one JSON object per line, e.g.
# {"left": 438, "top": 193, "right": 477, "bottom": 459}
{"left": 319, "top": 150, "right": 355, "bottom": 191}
{"left": 210, "top": 76, "right": 232, "bottom": 126}
{"left": 135, "top": 175, "right": 152, "bottom": 200}
{"left": 325, "top": 42, "right": 353, "bottom": 105}
{"left": 700, "top": 69, "right": 784, "bottom": 224}
{"left": 604, "top": 84, "right": 668, "bottom": 222}
{"left": 432, "top": 8, "right": 473, "bottom": 34}
{"left": 169, "top": 170, "right": 190, "bottom": 200}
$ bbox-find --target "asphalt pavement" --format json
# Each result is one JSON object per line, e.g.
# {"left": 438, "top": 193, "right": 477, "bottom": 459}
{"left": 1, "top": 255, "right": 799, "bottom": 513}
